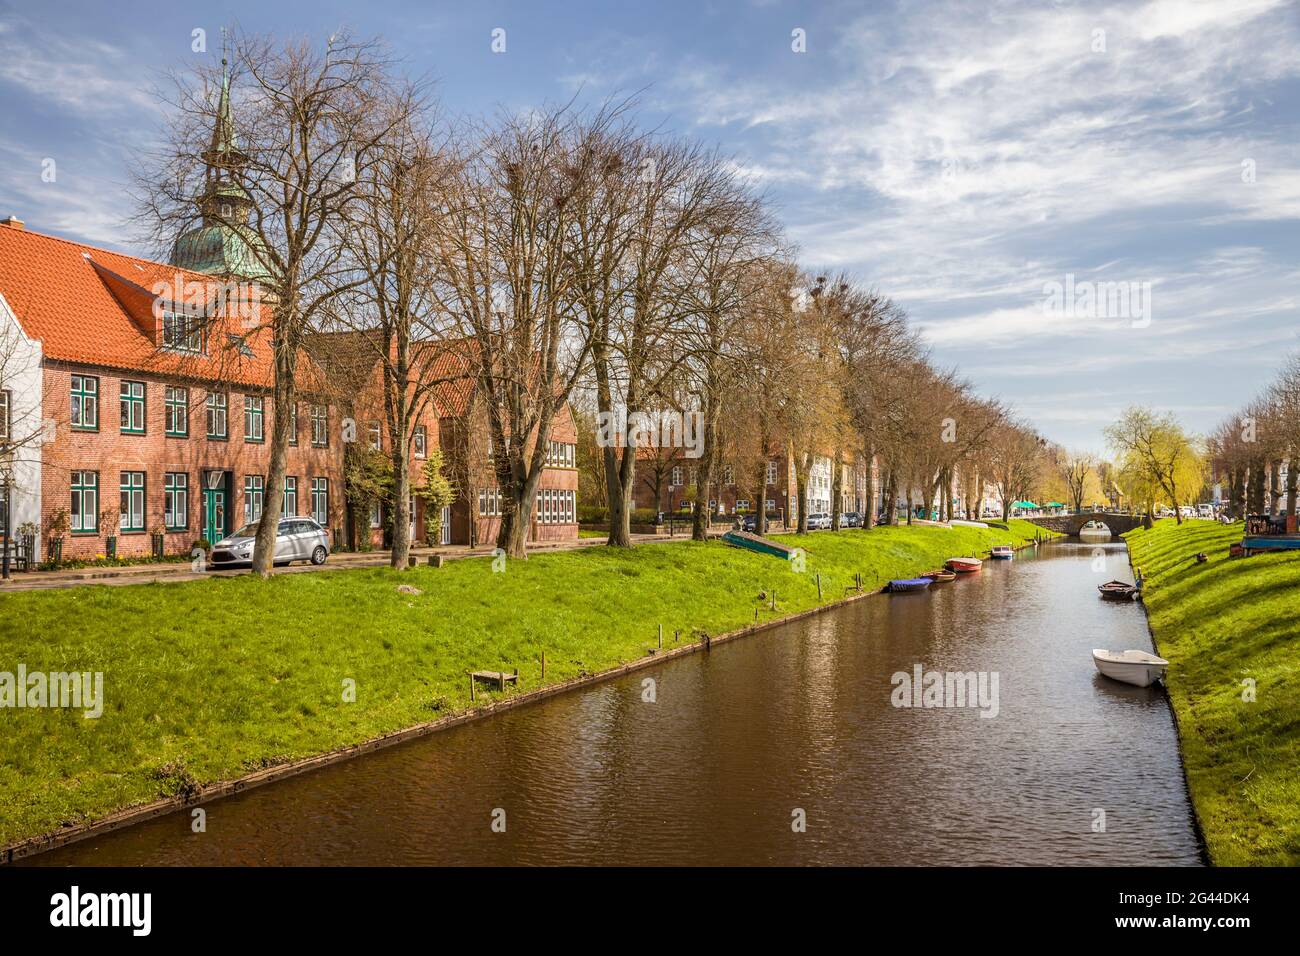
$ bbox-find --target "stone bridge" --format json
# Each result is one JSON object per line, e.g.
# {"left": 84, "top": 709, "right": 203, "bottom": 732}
{"left": 1020, "top": 512, "right": 1147, "bottom": 536}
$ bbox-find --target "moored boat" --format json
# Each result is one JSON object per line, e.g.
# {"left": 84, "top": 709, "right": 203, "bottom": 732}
{"left": 946, "top": 557, "right": 983, "bottom": 573}
{"left": 990, "top": 545, "right": 1014, "bottom": 560}
{"left": 1098, "top": 579, "right": 1139, "bottom": 601}
{"left": 1092, "top": 648, "right": 1168, "bottom": 687}
{"left": 888, "top": 577, "right": 933, "bottom": 593}
{"left": 922, "top": 568, "right": 956, "bottom": 582}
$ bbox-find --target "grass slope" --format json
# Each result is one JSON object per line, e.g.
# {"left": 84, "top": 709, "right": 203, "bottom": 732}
{"left": 1125, "top": 519, "right": 1300, "bottom": 866}
{"left": 0, "top": 520, "right": 1044, "bottom": 848}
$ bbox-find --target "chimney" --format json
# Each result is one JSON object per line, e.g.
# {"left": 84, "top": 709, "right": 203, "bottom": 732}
{"left": 1, "top": 216, "right": 24, "bottom": 230}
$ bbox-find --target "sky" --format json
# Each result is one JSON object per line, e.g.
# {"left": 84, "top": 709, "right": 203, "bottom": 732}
{"left": 1, "top": 0, "right": 1298, "bottom": 453}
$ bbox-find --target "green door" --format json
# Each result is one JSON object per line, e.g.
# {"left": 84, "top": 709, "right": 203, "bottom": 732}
{"left": 204, "top": 488, "right": 226, "bottom": 544}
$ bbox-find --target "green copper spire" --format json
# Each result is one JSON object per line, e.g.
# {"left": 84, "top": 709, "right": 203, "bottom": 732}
{"left": 170, "top": 49, "right": 268, "bottom": 282}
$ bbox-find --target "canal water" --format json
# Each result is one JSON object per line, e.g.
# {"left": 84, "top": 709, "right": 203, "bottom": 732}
{"left": 28, "top": 539, "right": 1202, "bottom": 866}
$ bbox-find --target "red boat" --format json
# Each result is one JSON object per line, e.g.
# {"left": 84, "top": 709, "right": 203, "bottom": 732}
{"left": 946, "top": 557, "right": 983, "bottom": 573}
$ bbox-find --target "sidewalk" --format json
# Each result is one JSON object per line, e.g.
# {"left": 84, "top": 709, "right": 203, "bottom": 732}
{"left": 0, "top": 531, "right": 684, "bottom": 592}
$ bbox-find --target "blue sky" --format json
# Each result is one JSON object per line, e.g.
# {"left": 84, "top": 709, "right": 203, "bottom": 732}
{"left": 2, "top": 0, "right": 1298, "bottom": 452}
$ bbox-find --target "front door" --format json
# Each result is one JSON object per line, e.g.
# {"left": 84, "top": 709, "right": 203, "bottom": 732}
{"left": 203, "top": 488, "right": 226, "bottom": 545}
{"left": 440, "top": 506, "right": 451, "bottom": 545}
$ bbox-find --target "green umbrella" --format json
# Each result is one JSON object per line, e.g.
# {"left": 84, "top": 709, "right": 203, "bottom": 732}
{"left": 1045, "top": 502, "right": 1063, "bottom": 508}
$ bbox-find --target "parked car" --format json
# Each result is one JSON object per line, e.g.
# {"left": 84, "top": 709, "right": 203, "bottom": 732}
{"left": 210, "top": 518, "right": 331, "bottom": 568}
{"left": 842, "top": 511, "right": 862, "bottom": 528}
{"left": 1197, "top": 503, "right": 1213, "bottom": 518}
{"left": 741, "top": 512, "right": 785, "bottom": 533}
{"left": 806, "top": 512, "right": 832, "bottom": 530}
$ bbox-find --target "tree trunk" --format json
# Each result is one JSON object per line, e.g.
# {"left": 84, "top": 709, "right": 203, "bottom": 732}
{"left": 1288, "top": 456, "right": 1297, "bottom": 522}
{"left": 390, "top": 452, "right": 411, "bottom": 570}
{"left": 864, "top": 446, "right": 877, "bottom": 529}
{"left": 252, "top": 341, "right": 295, "bottom": 577}
{"left": 831, "top": 449, "right": 844, "bottom": 530}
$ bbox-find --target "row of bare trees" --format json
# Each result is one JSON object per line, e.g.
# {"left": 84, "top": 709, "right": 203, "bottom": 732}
{"left": 1209, "top": 353, "right": 1300, "bottom": 519}
{"left": 137, "top": 28, "right": 1056, "bottom": 572}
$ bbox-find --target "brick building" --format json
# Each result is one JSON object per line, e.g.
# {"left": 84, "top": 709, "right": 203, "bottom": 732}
{"left": 0, "top": 219, "right": 344, "bottom": 561}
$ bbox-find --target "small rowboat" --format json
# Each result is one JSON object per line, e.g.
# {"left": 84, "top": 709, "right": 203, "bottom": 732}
{"left": 946, "top": 557, "right": 982, "bottom": 573}
{"left": 1092, "top": 649, "right": 1168, "bottom": 687}
{"left": 990, "top": 545, "right": 1014, "bottom": 560}
{"left": 922, "top": 568, "right": 956, "bottom": 582}
{"left": 1098, "top": 580, "right": 1139, "bottom": 601}
{"left": 888, "top": 577, "right": 933, "bottom": 593}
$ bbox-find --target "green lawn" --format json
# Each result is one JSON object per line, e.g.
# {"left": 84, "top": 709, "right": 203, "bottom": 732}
{"left": 0, "top": 520, "right": 1045, "bottom": 849}
{"left": 1125, "top": 519, "right": 1300, "bottom": 866}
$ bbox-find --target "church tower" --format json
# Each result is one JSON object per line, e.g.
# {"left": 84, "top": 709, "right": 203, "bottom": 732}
{"left": 170, "top": 55, "right": 269, "bottom": 283}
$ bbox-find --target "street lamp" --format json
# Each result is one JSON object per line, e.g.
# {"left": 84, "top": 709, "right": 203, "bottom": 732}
{"left": 0, "top": 459, "right": 13, "bottom": 580}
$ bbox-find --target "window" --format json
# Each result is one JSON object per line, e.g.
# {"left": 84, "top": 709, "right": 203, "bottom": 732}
{"left": 310, "top": 405, "right": 328, "bottom": 447}
{"left": 368, "top": 421, "right": 382, "bottom": 451}
{"left": 413, "top": 425, "right": 427, "bottom": 458}
{"left": 369, "top": 501, "right": 382, "bottom": 528}
{"left": 282, "top": 477, "right": 297, "bottom": 517}
{"left": 767, "top": 460, "right": 778, "bottom": 485}
{"left": 119, "top": 380, "right": 145, "bottom": 433}
{"left": 287, "top": 403, "right": 298, "bottom": 446}
{"left": 535, "top": 489, "right": 575, "bottom": 525}
{"left": 162, "top": 310, "right": 202, "bottom": 353}
{"left": 311, "top": 478, "right": 329, "bottom": 525}
{"left": 544, "top": 441, "right": 576, "bottom": 468}
{"left": 766, "top": 498, "right": 776, "bottom": 511}
{"left": 165, "top": 386, "right": 189, "bottom": 436}
{"left": 71, "top": 374, "right": 98, "bottom": 430}
{"left": 244, "top": 395, "right": 264, "bottom": 443}
{"left": 206, "top": 392, "right": 227, "bottom": 439}
{"left": 164, "top": 472, "right": 188, "bottom": 530}
{"left": 736, "top": 499, "right": 751, "bottom": 511}
{"left": 723, "top": 466, "right": 734, "bottom": 485}
{"left": 71, "top": 471, "right": 98, "bottom": 532}
{"left": 244, "top": 475, "right": 264, "bottom": 524}
{"left": 120, "top": 471, "right": 145, "bottom": 532}
{"left": 671, "top": 466, "right": 684, "bottom": 487}
{"left": 478, "top": 488, "right": 503, "bottom": 516}
{"left": 0, "top": 389, "right": 9, "bottom": 443}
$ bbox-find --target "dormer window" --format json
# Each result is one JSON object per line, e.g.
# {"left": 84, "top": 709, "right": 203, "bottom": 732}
{"left": 162, "top": 310, "right": 203, "bottom": 353}
{"left": 220, "top": 203, "right": 233, "bottom": 218}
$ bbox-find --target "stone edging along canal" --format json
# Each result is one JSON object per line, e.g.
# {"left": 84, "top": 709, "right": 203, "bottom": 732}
{"left": 2, "top": 537, "right": 1044, "bottom": 864}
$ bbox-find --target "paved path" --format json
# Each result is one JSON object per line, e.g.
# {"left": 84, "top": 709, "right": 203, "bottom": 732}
{"left": 0, "top": 531, "right": 710, "bottom": 592}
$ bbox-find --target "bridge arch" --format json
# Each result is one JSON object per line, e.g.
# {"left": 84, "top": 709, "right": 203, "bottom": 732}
{"left": 1020, "top": 512, "right": 1146, "bottom": 536}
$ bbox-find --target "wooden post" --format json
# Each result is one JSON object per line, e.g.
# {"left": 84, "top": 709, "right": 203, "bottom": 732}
{"left": 675, "top": 629, "right": 680, "bottom": 643}
{"left": 754, "top": 607, "right": 759, "bottom": 625}
{"left": 469, "top": 674, "right": 475, "bottom": 702}
{"left": 816, "top": 573, "right": 822, "bottom": 601}
{"left": 770, "top": 590, "right": 776, "bottom": 611}
{"left": 658, "top": 624, "right": 663, "bottom": 648}
{"left": 541, "top": 651, "right": 546, "bottom": 680}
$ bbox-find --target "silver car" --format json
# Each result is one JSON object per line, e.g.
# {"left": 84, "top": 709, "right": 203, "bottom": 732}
{"left": 209, "top": 518, "right": 331, "bottom": 568}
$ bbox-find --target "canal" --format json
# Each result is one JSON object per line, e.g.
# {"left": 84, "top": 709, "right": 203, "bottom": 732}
{"left": 28, "top": 538, "right": 1202, "bottom": 866}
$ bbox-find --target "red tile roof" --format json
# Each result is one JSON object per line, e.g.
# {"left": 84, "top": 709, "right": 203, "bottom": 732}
{"left": 0, "top": 225, "right": 278, "bottom": 388}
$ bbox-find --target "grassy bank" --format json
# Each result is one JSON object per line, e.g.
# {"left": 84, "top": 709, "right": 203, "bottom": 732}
{"left": 1125, "top": 519, "right": 1300, "bottom": 866}
{"left": 0, "top": 520, "right": 1044, "bottom": 849}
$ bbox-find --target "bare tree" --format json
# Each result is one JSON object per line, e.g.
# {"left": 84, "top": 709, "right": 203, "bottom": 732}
{"left": 137, "top": 30, "right": 408, "bottom": 575}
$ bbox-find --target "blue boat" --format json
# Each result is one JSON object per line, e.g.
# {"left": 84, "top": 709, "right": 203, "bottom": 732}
{"left": 888, "top": 577, "right": 933, "bottom": 593}
{"left": 990, "top": 545, "right": 1014, "bottom": 560}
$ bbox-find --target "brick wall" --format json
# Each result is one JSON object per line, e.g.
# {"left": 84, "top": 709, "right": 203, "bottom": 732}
{"left": 41, "top": 363, "right": 342, "bottom": 561}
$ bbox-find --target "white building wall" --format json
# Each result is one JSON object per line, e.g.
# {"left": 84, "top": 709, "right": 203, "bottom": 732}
{"left": 0, "top": 291, "right": 44, "bottom": 559}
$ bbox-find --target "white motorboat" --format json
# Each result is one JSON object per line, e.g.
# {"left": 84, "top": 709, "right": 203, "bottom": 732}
{"left": 1092, "top": 649, "right": 1168, "bottom": 687}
